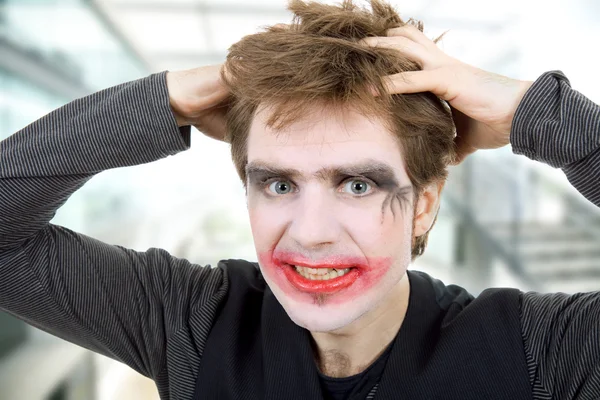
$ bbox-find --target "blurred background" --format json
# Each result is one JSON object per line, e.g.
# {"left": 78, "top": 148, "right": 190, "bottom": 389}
{"left": 1, "top": 0, "right": 599, "bottom": 398}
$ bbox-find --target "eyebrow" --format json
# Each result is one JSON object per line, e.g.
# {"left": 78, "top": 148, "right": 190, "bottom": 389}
{"left": 245, "top": 159, "right": 401, "bottom": 187}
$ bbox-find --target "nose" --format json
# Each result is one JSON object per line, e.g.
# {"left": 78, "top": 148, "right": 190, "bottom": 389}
{"left": 287, "top": 187, "right": 340, "bottom": 250}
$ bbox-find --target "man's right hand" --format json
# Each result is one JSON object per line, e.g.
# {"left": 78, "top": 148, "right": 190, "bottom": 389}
{"left": 361, "top": 26, "right": 533, "bottom": 164}
{"left": 166, "top": 64, "right": 230, "bottom": 142}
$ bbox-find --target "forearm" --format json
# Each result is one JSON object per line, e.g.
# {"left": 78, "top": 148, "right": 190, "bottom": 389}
{"left": 510, "top": 71, "right": 600, "bottom": 206}
{"left": 0, "top": 71, "right": 190, "bottom": 250}
{"left": 0, "top": 72, "right": 214, "bottom": 377}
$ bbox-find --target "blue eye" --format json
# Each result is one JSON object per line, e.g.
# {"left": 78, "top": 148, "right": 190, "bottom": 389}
{"left": 343, "top": 179, "right": 371, "bottom": 195}
{"left": 268, "top": 180, "right": 293, "bottom": 195}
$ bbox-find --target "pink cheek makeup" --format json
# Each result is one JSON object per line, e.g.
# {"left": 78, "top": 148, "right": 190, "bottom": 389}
{"left": 258, "top": 250, "right": 392, "bottom": 305}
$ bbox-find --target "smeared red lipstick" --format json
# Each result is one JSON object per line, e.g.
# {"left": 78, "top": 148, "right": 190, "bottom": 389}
{"left": 258, "top": 250, "right": 392, "bottom": 305}
{"left": 282, "top": 264, "right": 359, "bottom": 293}
{"left": 274, "top": 251, "right": 366, "bottom": 294}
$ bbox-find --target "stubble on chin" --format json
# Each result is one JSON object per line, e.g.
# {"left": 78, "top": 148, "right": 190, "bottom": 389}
{"left": 312, "top": 293, "right": 331, "bottom": 306}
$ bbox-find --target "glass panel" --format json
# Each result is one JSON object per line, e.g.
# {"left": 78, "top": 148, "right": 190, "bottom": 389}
{"left": 1, "top": 0, "right": 146, "bottom": 89}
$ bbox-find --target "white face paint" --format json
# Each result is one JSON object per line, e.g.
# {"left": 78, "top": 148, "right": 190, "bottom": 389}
{"left": 245, "top": 104, "right": 420, "bottom": 332}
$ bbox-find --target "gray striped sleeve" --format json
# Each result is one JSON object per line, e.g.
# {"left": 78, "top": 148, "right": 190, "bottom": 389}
{"left": 514, "top": 72, "right": 600, "bottom": 399}
{"left": 511, "top": 70, "right": 600, "bottom": 206}
{"left": 0, "top": 72, "right": 224, "bottom": 380}
{"left": 520, "top": 291, "right": 600, "bottom": 399}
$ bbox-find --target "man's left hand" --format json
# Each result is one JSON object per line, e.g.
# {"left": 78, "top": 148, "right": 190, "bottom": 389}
{"left": 361, "top": 25, "right": 533, "bottom": 164}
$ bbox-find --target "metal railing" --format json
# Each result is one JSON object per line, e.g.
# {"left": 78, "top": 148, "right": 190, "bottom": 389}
{"left": 442, "top": 153, "right": 600, "bottom": 291}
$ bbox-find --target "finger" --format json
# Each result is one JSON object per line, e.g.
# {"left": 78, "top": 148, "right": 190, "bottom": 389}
{"left": 450, "top": 108, "right": 477, "bottom": 164}
{"left": 450, "top": 107, "right": 471, "bottom": 135}
{"left": 270, "top": 23, "right": 288, "bottom": 31}
{"left": 195, "top": 107, "right": 229, "bottom": 142}
{"left": 387, "top": 24, "right": 434, "bottom": 48}
{"left": 360, "top": 36, "right": 434, "bottom": 69}
{"left": 452, "top": 134, "right": 477, "bottom": 165}
{"left": 380, "top": 70, "right": 453, "bottom": 100}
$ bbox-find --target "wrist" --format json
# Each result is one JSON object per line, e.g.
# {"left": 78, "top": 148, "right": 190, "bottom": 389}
{"left": 173, "top": 113, "right": 189, "bottom": 127}
{"left": 166, "top": 71, "right": 189, "bottom": 127}
{"left": 504, "top": 80, "right": 534, "bottom": 138}
{"left": 516, "top": 80, "right": 535, "bottom": 106}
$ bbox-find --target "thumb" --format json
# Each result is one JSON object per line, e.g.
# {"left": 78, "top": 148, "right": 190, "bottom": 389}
{"left": 452, "top": 134, "right": 477, "bottom": 165}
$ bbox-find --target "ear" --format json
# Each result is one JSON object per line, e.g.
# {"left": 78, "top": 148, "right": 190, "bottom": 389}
{"left": 413, "top": 180, "right": 444, "bottom": 237}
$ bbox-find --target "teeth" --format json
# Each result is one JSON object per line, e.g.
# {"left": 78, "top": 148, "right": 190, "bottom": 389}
{"left": 293, "top": 265, "right": 352, "bottom": 281}
{"left": 307, "top": 267, "right": 325, "bottom": 275}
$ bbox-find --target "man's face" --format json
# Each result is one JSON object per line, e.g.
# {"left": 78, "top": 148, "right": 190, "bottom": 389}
{"left": 246, "top": 104, "right": 430, "bottom": 332}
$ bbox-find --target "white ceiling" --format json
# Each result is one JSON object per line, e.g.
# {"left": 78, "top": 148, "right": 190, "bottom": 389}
{"left": 97, "top": 0, "right": 530, "bottom": 73}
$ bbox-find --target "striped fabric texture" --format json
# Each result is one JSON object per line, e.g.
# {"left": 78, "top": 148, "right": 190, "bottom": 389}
{"left": 1, "top": 70, "right": 599, "bottom": 399}
{"left": 513, "top": 71, "right": 600, "bottom": 400}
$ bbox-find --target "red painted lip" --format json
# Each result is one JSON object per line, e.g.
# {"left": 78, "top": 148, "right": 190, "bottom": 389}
{"left": 272, "top": 251, "right": 367, "bottom": 294}
{"left": 273, "top": 251, "right": 369, "bottom": 270}
{"left": 282, "top": 263, "right": 360, "bottom": 293}
{"left": 283, "top": 260, "right": 356, "bottom": 269}
{"left": 259, "top": 250, "right": 392, "bottom": 303}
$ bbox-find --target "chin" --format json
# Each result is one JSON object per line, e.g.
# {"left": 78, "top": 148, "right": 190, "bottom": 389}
{"left": 273, "top": 288, "right": 370, "bottom": 332}
{"left": 266, "top": 274, "right": 397, "bottom": 333}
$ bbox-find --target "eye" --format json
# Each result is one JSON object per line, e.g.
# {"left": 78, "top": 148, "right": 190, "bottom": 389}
{"left": 268, "top": 180, "right": 293, "bottom": 195}
{"left": 343, "top": 179, "right": 371, "bottom": 195}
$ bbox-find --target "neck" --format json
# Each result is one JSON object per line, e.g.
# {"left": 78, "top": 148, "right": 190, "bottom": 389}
{"left": 310, "top": 273, "right": 410, "bottom": 378}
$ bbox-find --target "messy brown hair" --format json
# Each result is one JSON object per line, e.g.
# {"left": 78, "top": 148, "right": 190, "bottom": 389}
{"left": 222, "top": 0, "right": 456, "bottom": 259}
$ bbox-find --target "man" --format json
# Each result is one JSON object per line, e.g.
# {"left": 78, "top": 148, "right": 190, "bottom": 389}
{"left": 1, "top": 0, "right": 599, "bottom": 399}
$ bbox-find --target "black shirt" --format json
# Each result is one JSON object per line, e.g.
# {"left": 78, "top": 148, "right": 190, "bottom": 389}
{"left": 319, "top": 341, "right": 394, "bottom": 400}
{"left": 3, "top": 71, "right": 600, "bottom": 399}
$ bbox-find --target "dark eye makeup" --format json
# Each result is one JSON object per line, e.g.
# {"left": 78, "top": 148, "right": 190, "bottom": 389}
{"left": 245, "top": 162, "right": 413, "bottom": 221}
